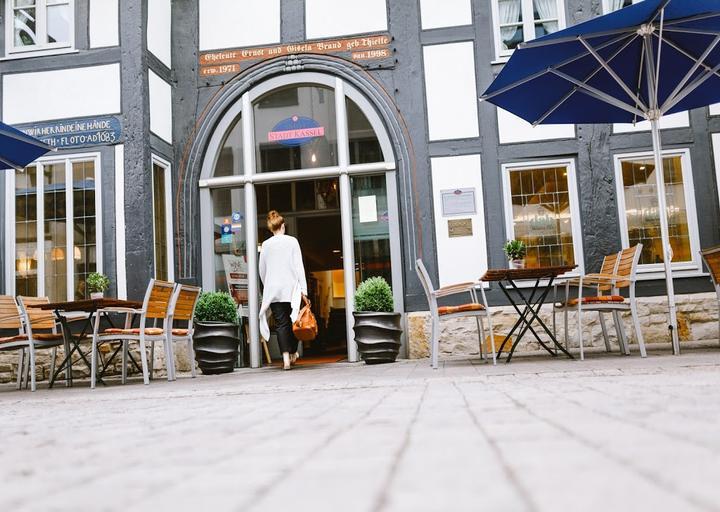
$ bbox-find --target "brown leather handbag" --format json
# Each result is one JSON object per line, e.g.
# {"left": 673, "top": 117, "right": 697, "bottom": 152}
{"left": 293, "top": 295, "right": 318, "bottom": 342}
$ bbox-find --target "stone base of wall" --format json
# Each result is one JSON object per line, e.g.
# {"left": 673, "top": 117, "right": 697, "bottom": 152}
{"left": 407, "top": 293, "right": 720, "bottom": 359}
{"left": 0, "top": 341, "right": 196, "bottom": 385}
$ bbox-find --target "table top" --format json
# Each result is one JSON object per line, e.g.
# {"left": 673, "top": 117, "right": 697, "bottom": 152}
{"left": 481, "top": 265, "right": 577, "bottom": 282}
{"left": 28, "top": 298, "right": 143, "bottom": 312}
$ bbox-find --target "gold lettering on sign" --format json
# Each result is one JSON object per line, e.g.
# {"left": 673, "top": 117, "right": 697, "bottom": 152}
{"left": 448, "top": 219, "right": 473, "bottom": 238}
{"left": 199, "top": 34, "right": 392, "bottom": 76}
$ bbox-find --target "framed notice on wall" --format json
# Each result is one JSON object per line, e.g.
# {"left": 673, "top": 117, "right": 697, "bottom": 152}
{"left": 441, "top": 188, "right": 477, "bottom": 217}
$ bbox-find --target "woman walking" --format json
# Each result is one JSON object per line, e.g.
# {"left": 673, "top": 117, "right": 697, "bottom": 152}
{"left": 259, "top": 210, "right": 308, "bottom": 370}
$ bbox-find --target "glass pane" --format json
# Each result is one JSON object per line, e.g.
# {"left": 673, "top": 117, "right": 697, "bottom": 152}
{"left": 212, "top": 188, "right": 248, "bottom": 308}
{"left": 47, "top": 4, "right": 71, "bottom": 44}
{"left": 254, "top": 85, "right": 338, "bottom": 173}
{"left": 15, "top": 167, "right": 38, "bottom": 297}
{"left": 621, "top": 156, "right": 692, "bottom": 265}
{"left": 347, "top": 98, "right": 383, "bottom": 164}
{"left": 498, "top": 0, "right": 523, "bottom": 50}
{"left": 153, "top": 163, "right": 169, "bottom": 281}
{"left": 351, "top": 175, "right": 392, "bottom": 286}
{"left": 214, "top": 116, "right": 243, "bottom": 177}
{"left": 72, "top": 161, "right": 96, "bottom": 300}
{"left": 533, "top": 0, "right": 558, "bottom": 20}
{"left": 14, "top": 7, "right": 37, "bottom": 46}
{"left": 44, "top": 163, "right": 67, "bottom": 302}
{"left": 509, "top": 166, "right": 575, "bottom": 268}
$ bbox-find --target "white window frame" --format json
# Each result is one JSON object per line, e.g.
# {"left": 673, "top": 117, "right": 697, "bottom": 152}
{"left": 613, "top": 148, "right": 702, "bottom": 280}
{"left": 5, "top": 0, "right": 75, "bottom": 57}
{"left": 151, "top": 155, "right": 174, "bottom": 282}
{"left": 4, "top": 152, "right": 103, "bottom": 299}
{"left": 602, "top": 0, "right": 642, "bottom": 15}
{"left": 501, "top": 158, "right": 585, "bottom": 282}
{"left": 490, "top": 0, "right": 566, "bottom": 62}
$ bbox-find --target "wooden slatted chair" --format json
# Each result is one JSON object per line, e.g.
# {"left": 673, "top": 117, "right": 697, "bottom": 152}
{"left": 0, "top": 295, "right": 29, "bottom": 390}
{"left": 9, "top": 296, "right": 67, "bottom": 391}
{"left": 554, "top": 251, "right": 630, "bottom": 356}
{"left": 166, "top": 284, "right": 202, "bottom": 380}
{"left": 700, "top": 246, "right": 720, "bottom": 345}
{"left": 90, "top": 280, "right": 176, "bottom": 388}
{"left": 415, "top": 259, "right": 496, "bottom": 369}
{"left": 556, "top": 245, "right": 646, "bottom": 360}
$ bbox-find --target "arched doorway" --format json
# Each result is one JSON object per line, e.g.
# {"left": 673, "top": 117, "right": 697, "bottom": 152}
{"left": 198, "top": 72, "right": 403, "bottom": 367}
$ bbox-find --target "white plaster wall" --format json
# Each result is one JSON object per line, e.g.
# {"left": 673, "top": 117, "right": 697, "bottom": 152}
{"left": 613, "top": 111, "right": 689, "bottom": 133}
{"left": 497, "top": 108, "right": 575, "bottom": 144}
{"left": 710, "top": 104, "right": 720, "bottom": 116}
{"left": 431, "top": 155, "right": 487, "bottom": 287}
{"left": 423, "top": 42, "right": 479, "bottom": 141}
{"left": 148, "top": 0, "right": 172, "bottom": 67}
{"left": 420, "top": 0, "right": 472, "bottom": 30}
{"left": 2, "top": 64, "right": 121, "bottom": 124}
{"left": 199, "top": 0, "right": 280, "bottom": 51}
{"left": 149, "top": 71, "right": 173, "bottom": 144}
{"left": 89, "top": 0, "right": 119, "bottom": 48}
{"left": 712, "top": 133, "right": 720, "bottom": 213}
{"left": 305, "top": 0, "right": 387, "bottom": 39}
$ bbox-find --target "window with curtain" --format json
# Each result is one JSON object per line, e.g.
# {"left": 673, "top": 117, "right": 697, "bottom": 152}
{"left": 8, "top": 0, "right": 74, "bottom": 54}
{"left": 13, "top": 156, "right": 100, "bottom": 301}
{"left": 617, "top": 154, "right": 699, "bottom": 268}
{"left": 603, "top": 0, "right": 640, "bottom": 14}
{"left": 152, "top": 161, "right": 170, "bottom": 281}
{"left": 504, "top": 162, "right": 581, "bottom": 269}
{"left": 494, "top": 0, "right": 564, "bottom": 57}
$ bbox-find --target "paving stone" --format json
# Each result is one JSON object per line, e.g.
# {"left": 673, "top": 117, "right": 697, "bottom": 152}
{"left": 1, "top": 349, "right": 719, "bottom": 511}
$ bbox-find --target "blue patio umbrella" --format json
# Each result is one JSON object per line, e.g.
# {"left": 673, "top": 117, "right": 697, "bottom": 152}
{"left": 0, "top": 121, "right": 54, "bottom": 170}
{"left": 481, "top": 0, "right": 720, "bottom": 355}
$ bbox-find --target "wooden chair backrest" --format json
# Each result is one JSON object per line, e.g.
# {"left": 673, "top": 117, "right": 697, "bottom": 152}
{"left": 142, "top": 280, "right": 176, "bottom": 319}
{"left": 615, "top": 244, "right": 643, "bottom": 289}
{"left": 170, "top": 284, "right": 202, "bottom": 322}
{"left": 701, "top": 246, "right": 720, "bottom": 287}
{"left": 0, "top": 295, "right": 22, "bottom": 330}
{"left": 17, "top": 296, "right": 57, "bottom": 330}
{"left": 596, "top": 252, "right": 620, "bottom": 292}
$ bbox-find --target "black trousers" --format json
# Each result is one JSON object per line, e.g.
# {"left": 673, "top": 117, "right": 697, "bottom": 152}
{"left": 270, "top": 302, "right": 298, "bottom": 354}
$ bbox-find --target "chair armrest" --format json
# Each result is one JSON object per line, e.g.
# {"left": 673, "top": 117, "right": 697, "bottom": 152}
{"left": 433, "top": 282, "right": 482, "bottom": 299}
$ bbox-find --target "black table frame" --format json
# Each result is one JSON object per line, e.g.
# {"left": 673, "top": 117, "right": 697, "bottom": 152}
{"left": 495, "top": 276, "right": 574, "bottom": 363}
{"left": 49, "top": 310, "right": 142, "bottom": 388}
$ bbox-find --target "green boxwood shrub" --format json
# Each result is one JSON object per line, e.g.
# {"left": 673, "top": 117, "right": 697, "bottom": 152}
{"left": 87, "top": 272, "right": 110, "bottom": 293}
{"left": 194, "top": 292, "right": 239, "bottom": 324}
{"left": 355, "top": 277, "right": 394, "bottom": 313}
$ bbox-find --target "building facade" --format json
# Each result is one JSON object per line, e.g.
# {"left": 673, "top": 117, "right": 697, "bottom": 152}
{"left": 1, "top": 0, "right": 718, "bottom": 370}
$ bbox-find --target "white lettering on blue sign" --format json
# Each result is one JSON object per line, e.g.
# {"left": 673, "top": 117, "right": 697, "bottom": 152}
{"left": 17, "top": 116, "right": 123, "bottom": 148}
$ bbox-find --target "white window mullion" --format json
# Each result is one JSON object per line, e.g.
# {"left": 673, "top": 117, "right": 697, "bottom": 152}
{"left": 94, "top": 155, "right": 103, "bottom": 277}
{"left": 36, "top": 163, "right": 46, "bottom": 297}
{"left": 522, "top": 0, "right": 534, "bottom": 45}
{"left": 37, "top": 0, "right": 48, "bottom": 47}
{"left": 5, "top": 172, "right": 16, "bottom": 296}
{"left": 65, "top": 157, "right": 74, "bottom": 301}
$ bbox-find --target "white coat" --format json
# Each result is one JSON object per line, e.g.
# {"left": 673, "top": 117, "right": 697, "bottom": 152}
{"left": 258, "top": 234, "right": 308, "bottom": 341}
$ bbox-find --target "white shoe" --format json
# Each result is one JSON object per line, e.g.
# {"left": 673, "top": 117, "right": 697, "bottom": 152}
{"left": 290, "top": 352, "right": 299, "bottom": 366}
{"left": 282, "top": 352, "right": 291, "bottom": 370}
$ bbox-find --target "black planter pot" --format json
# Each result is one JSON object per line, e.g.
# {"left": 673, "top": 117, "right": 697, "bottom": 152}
{"left": 353, "top": 312, "right": 403, "bottom": 364}
{"left": 192, "top": 321, "right": 240, "bottom": 375}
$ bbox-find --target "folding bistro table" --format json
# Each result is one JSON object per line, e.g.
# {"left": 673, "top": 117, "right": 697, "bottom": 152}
{"left": 29, "top": 298, "right": 142, "bottom": 387}
{"left": 481, "top": 266, "right": 576, "bottom": 363}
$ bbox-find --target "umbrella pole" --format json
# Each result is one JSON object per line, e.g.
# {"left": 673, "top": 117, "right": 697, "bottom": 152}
{"left": 650, "top": 119, "right": 681, "bottom": 355}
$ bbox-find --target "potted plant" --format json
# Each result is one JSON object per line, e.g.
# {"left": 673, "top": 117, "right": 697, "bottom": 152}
{"left": 352, "top": 277, "right": 402, "bottom": 364}
{"left": 504, "top": 240, "right": 527, "bottom": 269}
{"left": 87, "top": 272, "right": 110, "bottom": 299}
{"left": 192, "top": 291, "right": 241, "bottom": 374}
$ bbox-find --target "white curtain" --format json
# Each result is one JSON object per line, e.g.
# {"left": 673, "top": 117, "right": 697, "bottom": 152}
{"left": 603, "top": 0, "right": 626, "bottom": 13}
{"left": 534, "top": 0, "right": 559, "bottom": 34}
{"left": 499, "top": 0, "right": 522, "bottom": 48}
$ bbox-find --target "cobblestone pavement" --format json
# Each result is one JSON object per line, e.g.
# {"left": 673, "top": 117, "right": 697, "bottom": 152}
{"left": 2, "top": 349, "right": 720, "bottom": 512}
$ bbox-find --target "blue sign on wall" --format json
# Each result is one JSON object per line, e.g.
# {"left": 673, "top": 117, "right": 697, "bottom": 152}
{"left": 18, "top": 116, "right": 123, "bottom": 148}
{"left": 268, "top": 116, "right": 325, "bottom": 147}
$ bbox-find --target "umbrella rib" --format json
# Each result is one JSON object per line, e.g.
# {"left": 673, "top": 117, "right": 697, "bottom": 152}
{"left": 519, "top": 27, "right": 635, "bottom": 50}
{"left": 549, "top": 69, "right": 646, "bottom": 118}
{"left": 578, "top": 36, "right": 648, "bottom": 112}
{"left": 0, "top": 155, "right": 23, "bottom": 171}
{"left": 661, "top": 35, "right": 720, "bottom": 114}
{"left": 663, "top": 12, "right": 720, "bottom": 27}
{"left": 661, "top": 58, "right": 720, "bottom": 114}
{"left": 663, "top": 27, "right": 720, "bottom": 37}
{"left": 655, "top": 33, "right": 720, "bottom": 86}
{"left": 481, "top": 32, "right": 633, "bottom": 101}
{"left": 533, "top": 34, "right": 640, "bottom": 125}
{"left": 0, "top": 126, "right": 55, "bottom": 151}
